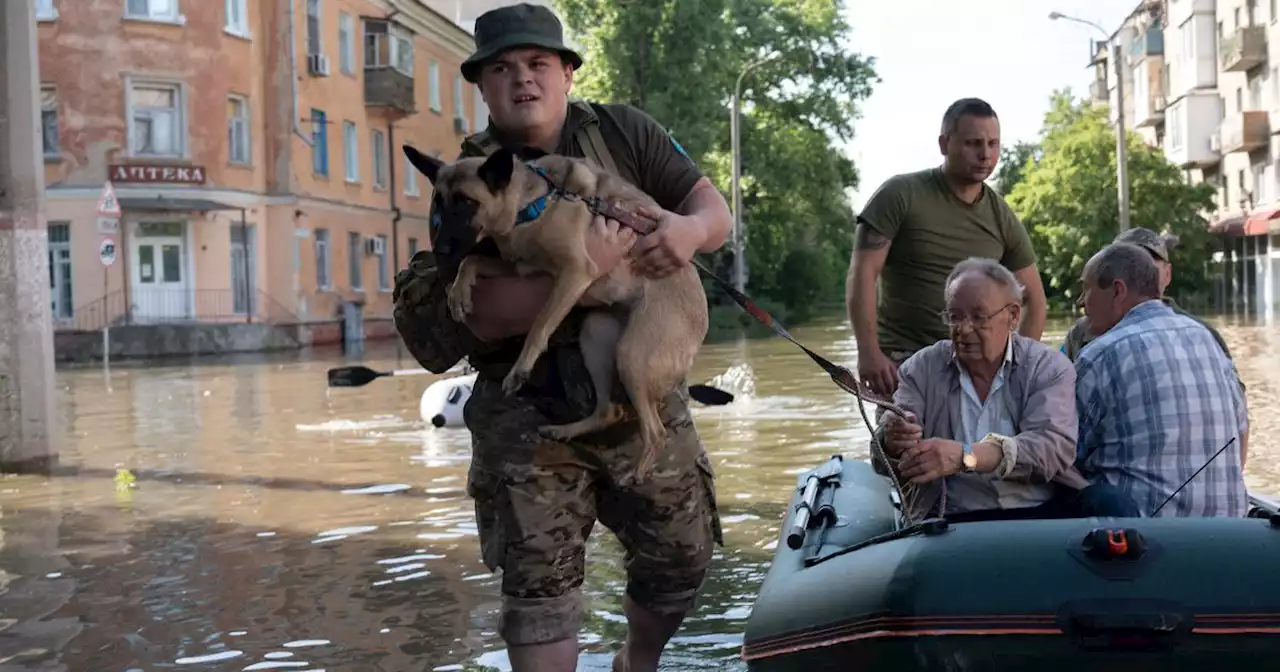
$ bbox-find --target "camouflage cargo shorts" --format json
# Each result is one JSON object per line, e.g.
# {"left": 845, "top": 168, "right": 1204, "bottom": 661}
{"left": 463, "top": 376, "right": 724, "bottom": 647}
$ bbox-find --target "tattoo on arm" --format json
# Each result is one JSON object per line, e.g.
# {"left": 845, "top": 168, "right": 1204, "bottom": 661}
{"left": 854, "top": 222, "right": 890, "bottom": 251}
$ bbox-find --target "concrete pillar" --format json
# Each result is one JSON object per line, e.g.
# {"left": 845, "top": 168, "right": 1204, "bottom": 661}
{"left": 0, "top": 0, "right": 57, "bottom": 473}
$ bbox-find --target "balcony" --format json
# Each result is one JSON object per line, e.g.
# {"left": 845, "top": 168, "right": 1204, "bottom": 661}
{"left": 1215, "top": 110, "right": 1271, "bottom": 154}
{"left": 363, "top": 21, "right": 416, "bottom": 115}
{"left": 1220, "top": 25, "right": 1267, "bottom": 73}
{"left": 1163, "top": 93, "right": 1222, "bottom": 168}
{"left": 1136, "top": 93, "right": 1167, "bottom": 128}
{"left": 364, "top": 67, "right": 415, "bottom": 114}
{"left": 1130, "top": 26, "right": 1164, "bottom": 62}
{"left": 1089, "top": 78, "right": 1108, "bottom": 105}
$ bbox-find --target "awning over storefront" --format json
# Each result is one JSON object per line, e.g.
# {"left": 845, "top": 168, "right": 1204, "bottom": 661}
{"left": 118, "top": 196, "right": 242, "bottom": 213}
{"left": 1212, "top": 207, "right": 1280, "bottom": 236}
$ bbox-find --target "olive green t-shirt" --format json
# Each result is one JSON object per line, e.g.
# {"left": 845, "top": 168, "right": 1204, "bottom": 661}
{"left": 858, "top": 167, "right": 1037, "bottom": 353}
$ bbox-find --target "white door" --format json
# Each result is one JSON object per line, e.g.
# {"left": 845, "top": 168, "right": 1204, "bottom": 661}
{"left": 47, "top": 222, "right": 73, "bottom": 321}
{"left": 230, "top": 224, "right": 258, "bottom": 316}
{"left": 132, "top": 221, "right": 190, "bottom": 322}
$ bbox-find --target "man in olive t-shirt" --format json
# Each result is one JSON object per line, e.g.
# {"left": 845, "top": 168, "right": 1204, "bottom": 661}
{"left": 845, "top": 98, "right": 1047, "bottom": 396}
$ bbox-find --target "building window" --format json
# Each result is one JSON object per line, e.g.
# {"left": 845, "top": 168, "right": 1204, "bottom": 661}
{"left": 314, "top": 228, "right": 331, "bottom": 289}
{"left": 130, "top": 82, "right": 183, "bottom": 157}
{"left": 227, "top": 95, "right": 250, "bottom": 164}
{"left": 338, "top": 13, "right": 355, "bottom": 74}
{"left": 376, "top": 234, "right": 390, "bottom": 291}
{"left": 311, "top": 109, "right": 328, "bottom": 176}
{"left": 453, "top": 75, "right": 468, "bottom": 131}
{"left": 403, "top": 151, "right": 420, "bottom": 196}
{"left": 36, "top": 0, "right": 57, "bottom": 21}
{"left": 348, "top": 232, "right": 363, "bottom": 290}
{"left": 408, "top": 237, "right": 419, "bottom": 257}
{"left": 41, "top": 86, "right": 58, "bottom": 158}
{"left": 428, "top": 61, "right": 441, "bottom": 112}
{"left": 371, "top": 129, "right": 387, "bottom": 189}
{"left": 126, "top": 0, "right": 180, "bottom": 22}
{"left": 224, "top": 0, "right": 247, "bottom": 36}
{"left": 364, "top": 21, "right": 414, "bottom": 76}
{"left": 48, "top": 222, "right": 72, "bottom": 320}
{"left": 306, "top": 0, "right": 321, "bottom": 56}
{"left": 343, "top": 121, "right": 359, "bottom": 182}
{"left": 1253, "top": 162, "right": 1269, "bottom": 204}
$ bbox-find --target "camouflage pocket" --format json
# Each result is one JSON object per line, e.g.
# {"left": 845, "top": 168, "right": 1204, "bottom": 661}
{"left": 467, "top": 465, "right": 510, "bottom": 572}
{"left": 694, "top": 452, "right": 725, "bottom": 547}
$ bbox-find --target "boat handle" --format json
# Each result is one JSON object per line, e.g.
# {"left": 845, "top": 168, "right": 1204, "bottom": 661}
{"left": 1071, "top": 612, "right": 1182, "bottom": 633}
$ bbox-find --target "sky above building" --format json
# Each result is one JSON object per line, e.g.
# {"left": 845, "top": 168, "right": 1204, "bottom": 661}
{"left": 842, "top": 0, "right": 1137, "bottom": 208}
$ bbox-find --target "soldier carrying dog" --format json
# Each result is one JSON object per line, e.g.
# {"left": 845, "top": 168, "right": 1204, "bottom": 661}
{"left": 392, "top": 4, "right": 733, "bottom": 671}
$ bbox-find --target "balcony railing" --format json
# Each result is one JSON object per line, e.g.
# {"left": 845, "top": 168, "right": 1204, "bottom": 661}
{"left": 61, "top": 289, "right": 301, "bottom": 333}
{"left": 1216, "top": 110, "right": 1271, "bottom": 154}
{"left": 1137, "top": 93, "right": 1167, "bottom": 128}
{"left": 1220, "top": 25, "right": 1267, "bottom": 73}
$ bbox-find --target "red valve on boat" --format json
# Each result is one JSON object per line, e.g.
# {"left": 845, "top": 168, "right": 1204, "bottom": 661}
{"left": 1083, "top": 527, "right": 1146, "bottom": 561}
{"left": 1106, "top": 530, "right": 1128, "bottom": 555}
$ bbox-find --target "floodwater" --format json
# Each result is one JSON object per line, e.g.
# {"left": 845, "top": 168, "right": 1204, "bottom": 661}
{"left": 2, "top": 312, "right": 1278, "bottom": 671}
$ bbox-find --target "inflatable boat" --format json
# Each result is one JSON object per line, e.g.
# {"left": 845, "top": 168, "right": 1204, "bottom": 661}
{"left": 741, "top": 455, "right": 1280, "bottom": 670}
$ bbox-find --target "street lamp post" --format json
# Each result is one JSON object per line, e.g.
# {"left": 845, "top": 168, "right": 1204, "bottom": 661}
{"left": 730, "top": 53, "right": 779, "bottom": 294}
{"left": 1050, "top": 11, "right": 1132, "bottom": 232}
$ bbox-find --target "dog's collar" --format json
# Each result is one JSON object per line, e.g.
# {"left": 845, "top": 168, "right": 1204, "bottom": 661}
{"left": 514, "top": 163, "right": 559, "bottom": 225}
{"left": 513, "top": 162, "right": 658, "bottom": 236}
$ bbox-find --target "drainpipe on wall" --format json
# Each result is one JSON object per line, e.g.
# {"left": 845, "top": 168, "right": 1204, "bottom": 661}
{"left": 240, "top": 208, "right": 251, "bottom": 324}
{"left": 287, "top": 0, "right": 313, "bottom": 146}
{"left": 388, "top": 119, "right": 401, "bottom": 271}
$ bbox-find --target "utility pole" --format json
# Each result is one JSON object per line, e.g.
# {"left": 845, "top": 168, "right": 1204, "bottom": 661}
{"left": 1112, "top": 40, "right": 1132, "bottom": 231}
{"left": 730, "top": 53, "right": 779, "bottom": 294}
{"left": 0, "top": 0, "right": 58, "bottom": 472}
{"left": 1050, "top": 11, "right": 1131, "bottom": 231}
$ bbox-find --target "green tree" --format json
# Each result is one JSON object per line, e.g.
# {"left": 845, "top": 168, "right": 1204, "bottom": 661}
{"left": 552, "top": 0, "right": 878, "bottom": 319}
{"left": 992, "top": 141, "right": 1040, "bottom": 197}
{"left": 1007, "top": 91, "right": 1216, "bottom": 310}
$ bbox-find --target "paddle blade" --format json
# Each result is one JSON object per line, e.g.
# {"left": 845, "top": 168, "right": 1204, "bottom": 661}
{"left": 327, "top": 366, "right": 383, "bottom": 388}
{"left": 689, "top": 384, "right": 734, "bottom": 406}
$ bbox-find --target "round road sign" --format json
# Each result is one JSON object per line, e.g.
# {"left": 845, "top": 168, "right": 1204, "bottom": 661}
{"left": 99, "top": 238, "right": 117, "bottom": 267}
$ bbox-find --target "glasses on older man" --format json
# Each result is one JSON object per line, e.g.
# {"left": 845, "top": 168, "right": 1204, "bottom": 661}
{"left": 939, "top": 303, "right": 1016, "bottom": 329}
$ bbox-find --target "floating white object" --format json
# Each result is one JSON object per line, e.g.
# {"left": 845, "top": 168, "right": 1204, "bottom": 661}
{"left": 419, "top": 373, "right": 476, "bottom": 428}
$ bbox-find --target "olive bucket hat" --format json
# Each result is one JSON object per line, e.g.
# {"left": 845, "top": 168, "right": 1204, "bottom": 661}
{"left": 1114, "top": 227, "right": 1180, "bottom": 263}
{"left": 460, "top": 3, "right": 584, "bottom": 83}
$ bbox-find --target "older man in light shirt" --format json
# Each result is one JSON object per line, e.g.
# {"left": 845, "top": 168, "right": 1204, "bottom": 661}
{"left": 873, "top": 257, "right": 1139, "bottom": 522}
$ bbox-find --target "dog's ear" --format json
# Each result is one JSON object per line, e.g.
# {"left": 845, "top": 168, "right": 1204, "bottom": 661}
{"left": 403, "top": 145, "right": 444, "bottom": 184}
{"left": 478, "top": 148, "right": 517, "bottom": 193}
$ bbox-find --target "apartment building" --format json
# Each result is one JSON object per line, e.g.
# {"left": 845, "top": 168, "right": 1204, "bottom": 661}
{"left": 36, "top": 0, "right": 489, "bottom": 346}
{"left": 1091, "top": 0, "right": 1280, "bottom": 317}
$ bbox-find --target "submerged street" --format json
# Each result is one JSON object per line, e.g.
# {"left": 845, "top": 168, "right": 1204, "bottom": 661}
{"left": 1, "top": 313, "right": 1279, "bottom": 671}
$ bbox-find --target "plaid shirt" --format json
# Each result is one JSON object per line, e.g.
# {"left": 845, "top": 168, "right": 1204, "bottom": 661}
{"left": 1076, "top": 300, "right": 1248, "bottom": 518}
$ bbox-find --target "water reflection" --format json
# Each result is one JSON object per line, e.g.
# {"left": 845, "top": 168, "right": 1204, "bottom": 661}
{"left": 0, "top": 313, "right": 1277, "bottom": 670}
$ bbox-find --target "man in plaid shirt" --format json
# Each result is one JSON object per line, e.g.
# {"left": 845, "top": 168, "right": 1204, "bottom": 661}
{"left": 1075, "top": 243, "right": 1249, "bottom": 518}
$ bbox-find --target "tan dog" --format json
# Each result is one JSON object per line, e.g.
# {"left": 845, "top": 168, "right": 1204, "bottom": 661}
{"left": 404, "top": 145, "right": 709, "bottom": 481}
